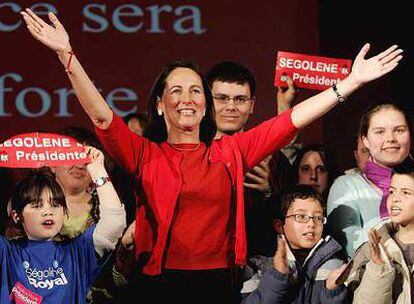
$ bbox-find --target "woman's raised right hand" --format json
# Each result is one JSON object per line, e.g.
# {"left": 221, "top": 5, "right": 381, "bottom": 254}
{"left": 21, "top": 8, "right": 71, "bottom": 54}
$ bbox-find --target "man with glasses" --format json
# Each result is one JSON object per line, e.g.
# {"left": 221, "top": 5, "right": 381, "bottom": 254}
{"left": 206, "top": 62, "right": 256, "bottom": 139}
{"left": 206, "top": 61, "right": 295, "bottom": 257}
{"left": 240, "top": 184, "right": 349, "bottom": 303}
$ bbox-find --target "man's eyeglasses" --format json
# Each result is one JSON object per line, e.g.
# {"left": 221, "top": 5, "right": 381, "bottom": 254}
{"left": 213, "top": 94, "right": 253, "bottom": 106}
{"left": 285, "top": 214, "right": 327, "bottom": 225}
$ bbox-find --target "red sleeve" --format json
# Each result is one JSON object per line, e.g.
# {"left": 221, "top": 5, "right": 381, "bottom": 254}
{"left": 94, "top": 114, "right": 147, "bottom": 176}
{"left": 234, "top": 109, "right": 299, "bottom": 171}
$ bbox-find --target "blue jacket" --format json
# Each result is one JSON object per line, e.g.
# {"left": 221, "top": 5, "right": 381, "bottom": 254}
{"left": 241, "top": 236, "right": 350, "bottom": 304}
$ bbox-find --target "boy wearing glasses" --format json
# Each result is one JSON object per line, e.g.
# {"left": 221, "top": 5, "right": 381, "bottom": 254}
{"left": 240, "top": 184, "right": 350, "bottom": 303}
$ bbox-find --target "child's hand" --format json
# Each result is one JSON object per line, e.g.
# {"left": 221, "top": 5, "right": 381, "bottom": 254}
{"left": 368, "top": 228, "right": 384, "bottom": 265}
{"left": 325, "top": 264, "right": 347, "bottom": 290}
{"left": 85, "top": 146, "right": 106, "bottom": 178}
{"left": 273, "top": 236, "right": 290, "bottom": 274}
{"left": 121, "top": 221, "right": 136, "bottom": 251}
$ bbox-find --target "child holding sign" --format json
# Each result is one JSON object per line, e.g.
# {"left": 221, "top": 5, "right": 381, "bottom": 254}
{"left": 0, "top": 147, "right": 126, "bottom": 304}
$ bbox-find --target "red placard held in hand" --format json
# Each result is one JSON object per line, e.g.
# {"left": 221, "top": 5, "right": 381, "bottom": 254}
{"left": 275, "top": 51, "right": 352, "bottom": 91}
{"left": 0, "top": 133, "right": 89, "bottom": 168}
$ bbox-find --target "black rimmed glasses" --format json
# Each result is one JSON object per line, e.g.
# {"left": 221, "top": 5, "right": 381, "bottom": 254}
{"left": 285, "top": 214, "right": 327, "bottom": 225}
{"left": 213, "top": 94, "right": 253, "bottom": 106}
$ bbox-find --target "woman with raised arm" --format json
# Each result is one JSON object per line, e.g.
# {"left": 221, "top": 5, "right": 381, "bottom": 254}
{"left": 21, "top": 8, "right": 403, "bottom": 303}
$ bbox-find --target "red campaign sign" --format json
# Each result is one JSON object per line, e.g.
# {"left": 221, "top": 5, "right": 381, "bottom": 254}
{"left": 274, "top": 51, "right": 353, "bottom": 91}
{"left": 10, "top": 282, "right": 43, "bottom": 304}
{"left": 0, "top": 133, "right": 89, "bottom": 168}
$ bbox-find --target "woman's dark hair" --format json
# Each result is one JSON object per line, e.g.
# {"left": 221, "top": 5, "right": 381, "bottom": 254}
{"left": 293, "top": 143, "right": 339, "bottom": 195}
{"left": 358, "top": 101, "right": 413, "bottom": 138}
{"left": 143, "top": 59, "right": 217, "bottom": 145}
{"left": 11, "top": 171, "right": 67, "bottom": 216}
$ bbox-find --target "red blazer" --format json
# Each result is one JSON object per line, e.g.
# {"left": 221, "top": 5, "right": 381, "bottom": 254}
{"left": 95, "top": 109, "right": 298, "bottom": 275}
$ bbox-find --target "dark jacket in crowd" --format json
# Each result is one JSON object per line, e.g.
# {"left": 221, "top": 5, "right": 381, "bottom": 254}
{"left": 241, "top": 236, "right": 350, "bottom": 304}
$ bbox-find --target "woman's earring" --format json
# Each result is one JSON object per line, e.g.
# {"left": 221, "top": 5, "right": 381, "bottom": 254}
{"left": 157, "top": 96, "right": 162, "bottom": 116}
{"left": 202, "top": 109, "right": 206, "bottom": 117}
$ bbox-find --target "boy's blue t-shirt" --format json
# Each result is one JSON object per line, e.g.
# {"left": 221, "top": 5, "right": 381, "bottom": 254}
{"left": 0, "top": 226, "right": 100, "bottom": 304}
